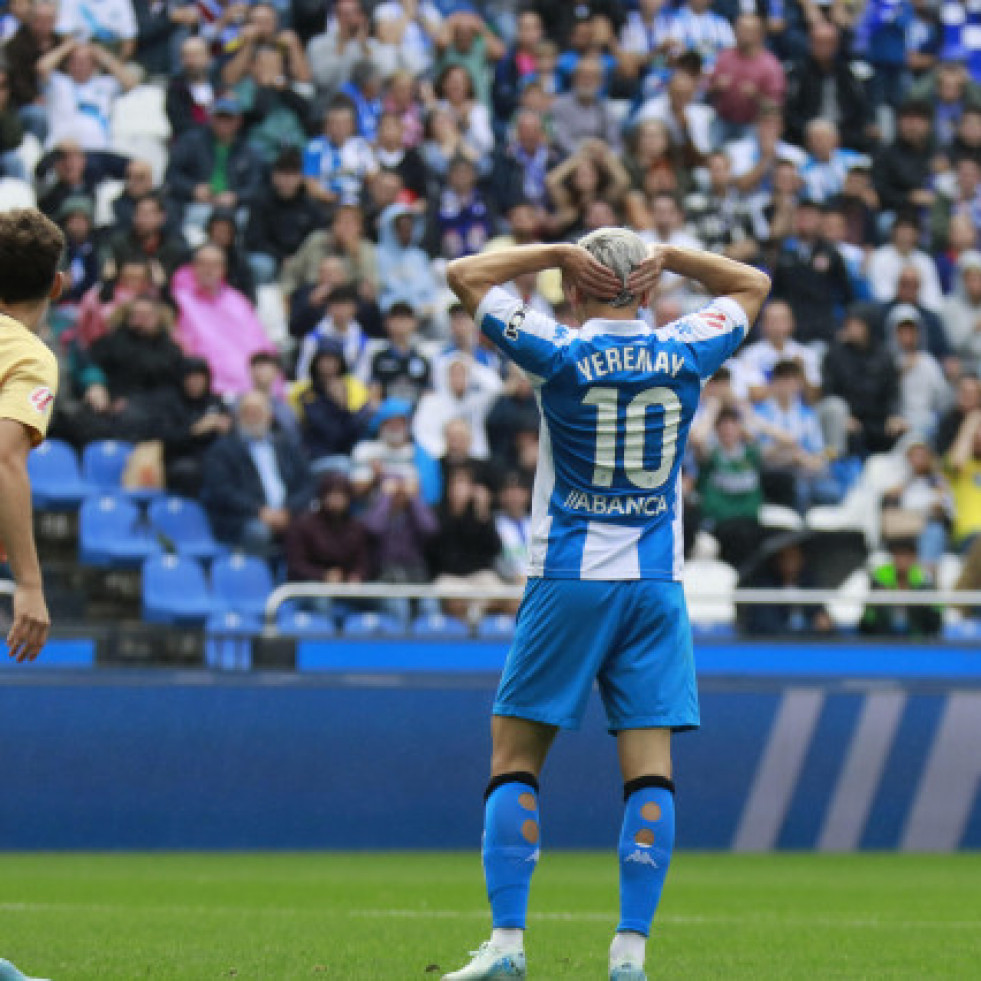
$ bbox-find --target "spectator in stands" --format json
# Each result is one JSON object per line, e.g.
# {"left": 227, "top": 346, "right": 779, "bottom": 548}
{"left": 57, "top": 196, "right": 100, "bottom": 305}
{"left": 373, "top": 111, "right": 428, "bottom": 203}
{"left": 360, "top": 467, "right": 437, "bottom": 595}
{"left": 910, "top": 57, "right": 981, "bottom": 149}
{"left": 684, "top": 150, "right": 763, "bottom": 263}
{"left": 662, "top": 0, "right": 734, "bottom": 72}
{"left": 770, "top": 198, "right": 853, "bottom": 345}
{"left": 944, "top": 250, "right": 981, "bottom": 375}
{"left": 492, "top": 7, "right": 543, "bottom": 123}
{"left": 281, "top": 203, "right": 378, "bottom": 305}
{"left": 203, "top": 206, "right": 255, "bottom": 304}
{"left": 882, "top": 439, "right": 954, "bottom": 568}
{"left": 295, "top": 341, "right": 372, "bottom": 470}
{"left": 429, "top": 466, "right": 502, "bottom": 619}
{"left": 696, "top": 406, "right": 763, "bottom": 569}
{"left": 110, "top": 158, "right": 165, "bottom": 232}
{"left": 859, "top": 537, "right": 942, "bottom": 638}
{"left": 372, "top": 1, "right": 442, "bottom": 80}
{"left": 550, "top": 55, "right": 620, "bottom": 159}
{"left": 37, "top": 37, "right": 138, "bottom": 151}
{"left": 245, "top": 147, "right": 327, "bottom": 285}
{"left": 307, "top": 0, "right": 380, "bottom": 103}
{"left": 285, "top": 472, "right": 372, "bottom": 585}
{"left": 369, "top": 302, "right": 431, "bottom": 405}
{"left": 784, "top": 19, "right": 871, "bottom": 151}
{"left": 830, "top": 162, "right": 879, "bottom": 247}
{"left": 889, "top": 306, "right": 949, "bottom": 438}
{"left": 438, "top": 303, "right": 497, "bottom": 373}
{"left": 873, "top": 99, "right": 936, "bottom": 217}
{"left": 429, "top": 153, "right": 494, "bottom": 260}
{"left": 937, "top": 376, "right": 981, "bottom": 457}
{"left": 303, "top": 95, "right": 377, "bottom": 207}
{"left": 37, "top": 140, "right": 102, "bottom": 219}
{"left": 201, "top": 390, "right": 314, "bottom": 556}
{"left": 622, "top": 118, "right": 689, "bottom": 199}
{"left": 55, "top": 0, "right": 137, "bottom": 60}
{"left": 491, "top": 109, "right": 555, "bottom": 212}
{"left": 868, "top": 213, "right": 944, "bottom": 313}
{"left": 800, "top": 120, "right": 869, "bottom": 204}
{"left": 821, "top": 204, "right": 873, "bottom": 302}
{"left": 420, "top": 102, "right": 480, "bottom": 181}
{"left": 949, "top": 106, "right": 981, "bottom": 166}
{"left": 165, "top": 36, "right": 216, "bottom": 135}
{"left": 244, "top": 351, "right": 299, "bottom": 445}
{"left": 931, "top": 158, "right": 981, "bottom": 255}
{"left": 133, "top": 0, "right": 198, "bottom": 78}
{"left": 755, "top": 360, "right": 840, "bottom": 513}
{"left": 293, "top": 282, "right": 369, "bottom": 382}
{"left": 945, "top": 408, "right": 981, "bottom": 549}
{"left": 726, "top": 104, "right": 806, "bottom": 198}
{"left": 486, "top": 363, "right": 539, "bottom": 470}
{"left": 433, "top": 6, "right": 504, "bottom": 108}
{"left": 876, "top": 265, "right": 951, "bottom": 362}
{"left": 546, "top": 138, "right": 631, "bottom": 241}
{"left": 737, "top": 300, "right": 821, "bottom": 403}
{"left": 0, "top": 66, "right": 25, "bottom": 181}
{"left": 376, "top": 202, "right": 438, "bottom": 324}
{"left": 102, "top": 193, "right": 187, "bottom": 281}
{"left": 822, "top": 310, "right": 903, "bottom": 457}
{"left": 494, "top": 471, "right": 531, "bottom": 586}
{"left": 220, "top": 2, "right": 311, "bottom": 89}
{"left": 413, "top": 355, "right": 501, "bottom": 461}
{"left": 352, "top": 396, "right": 441, "bottom": 507}
{"left": 74, "top": 257, "right": 162, "bottom": 349}
{"left": 383, "top": 69, "right": 424, "bottom": 147}
{"left": 437, "top": 417, "right": 494, "bottom": 495}
{"left": 171, "top": 243, "right": 274, "bottom": 395}
{"left": 635, "top": 52, "right": 715, "bottom": 162}
{"left": 6, "top": 0, "right": 62, "bottom": 140}
{"left": 709, "top": 13, "right": 784, "bottom": 140}
{"left": 157, "top": 357, "right": 231, "bottom": 496}
{"left": 165, "top": 94, "right": 263, "bottom": 229}
{"left": 432, "top": 63, "right": 494, "bottom": 161}
{"left": 618, "top": 0, "right": 674, "bottom": 83}
{"left": 73, "top": 295, "right": 182, "bottom": 444}
{"left": 742, "top": 540, "right": 832, "bottom": 637}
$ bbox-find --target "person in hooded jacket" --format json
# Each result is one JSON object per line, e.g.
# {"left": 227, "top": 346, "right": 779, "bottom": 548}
{"left": 285, "top": 472, "right": 373, "bottom": 584}
{"left": 376, "top": 200, "right": 439, "bottom": 324}
{"left": 943, "top": 250, "right": 981, "bottom": 375}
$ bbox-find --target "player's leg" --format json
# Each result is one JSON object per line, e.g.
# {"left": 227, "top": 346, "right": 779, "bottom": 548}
{"left": 609, "top": 728, "right": 676, "bottom": 980}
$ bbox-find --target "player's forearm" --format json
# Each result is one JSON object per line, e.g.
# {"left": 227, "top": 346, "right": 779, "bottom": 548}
{"left": 0, "top": 457, "right": 43, "bottom": 588}
{"left": 660, "top": 245, "right": 769, "bottom": 299}
{"left": 447, "top": 244, "right": 572, "bottom": 314}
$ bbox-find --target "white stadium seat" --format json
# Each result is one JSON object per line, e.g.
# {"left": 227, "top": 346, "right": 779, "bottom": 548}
{"left": 681, "top": 558, "right": 738, "bottom": 626}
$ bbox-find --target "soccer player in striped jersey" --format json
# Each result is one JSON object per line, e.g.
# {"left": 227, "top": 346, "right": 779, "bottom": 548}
{"left": 441, "top": 230, "right": 770, "bottom": 980}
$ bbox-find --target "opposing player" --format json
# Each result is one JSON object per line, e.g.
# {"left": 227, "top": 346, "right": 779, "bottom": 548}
{"left": 442, "top": 231, "right": 770, "bottom": 980}
{"left": 0, "top": 209, "right": 65, "bottom": 664}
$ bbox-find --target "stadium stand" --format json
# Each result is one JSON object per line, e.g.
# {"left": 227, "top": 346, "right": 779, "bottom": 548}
{"left": 0, "top": 0, "right": 974, "bottom": 643}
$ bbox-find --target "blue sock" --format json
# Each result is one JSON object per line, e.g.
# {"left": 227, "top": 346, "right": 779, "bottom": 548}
{"left": 482, "top": 772, "right": 540, "bottom": 929}
{"left": 617, "top": 776, "right": 675, "bottom": 936}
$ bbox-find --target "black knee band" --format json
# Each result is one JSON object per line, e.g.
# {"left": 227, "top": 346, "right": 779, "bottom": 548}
{"left": 484, "top": 771, "right": 539, "bottom": 802}
{"left": 623, "top": 775, "right": 675, "bottom": 802}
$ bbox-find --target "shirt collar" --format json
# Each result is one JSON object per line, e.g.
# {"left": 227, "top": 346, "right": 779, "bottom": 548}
{"left": 579, "top": 318, "right": 651, "bottom": 340}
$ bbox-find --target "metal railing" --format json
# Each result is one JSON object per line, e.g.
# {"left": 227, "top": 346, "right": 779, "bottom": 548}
{"left": 264, "top": 583, "right": 981, "bottom": 626}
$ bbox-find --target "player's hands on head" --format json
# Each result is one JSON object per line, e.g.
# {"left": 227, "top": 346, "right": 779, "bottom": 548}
{"left": 7, "top": 584, "right": 49, "bottom": 663}
{"left": 626, "top": 246, "right": 667, "bottom": 296}
{"left": 561, "top": 245, "right": 622, "bottom": 300}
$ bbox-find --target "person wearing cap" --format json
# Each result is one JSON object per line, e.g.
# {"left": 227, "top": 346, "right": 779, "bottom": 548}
{"left": 55, "top": 194, "right": 99, "bottom": 305}
{"left": 784, "top": 18, "right": 871, "bottom": 151}
{"left": 868, "top": 212, "right": 944, "bottom": 312}
{"left": 943, "top": 250, "right": 981, "bottom": 375}
{"left": 859, "top": 536, "right": 942, "bottom": 639}
{"left": 164, "top": 91, "right": 263, "bottom": 228}
{"left": 889, "top": 304, "right": 949, "bottom": 438}
{"left": 875, "top": 263, "right": 950, "bottom": 361}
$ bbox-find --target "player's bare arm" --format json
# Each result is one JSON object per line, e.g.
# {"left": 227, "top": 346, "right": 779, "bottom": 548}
{"left": 447, "top": 244, "right": 621, "bottom": 317}
{"left": 0, "top": 418, "right": 50, "bottom": 662}
{"left": 628, "top": 244, "right": 772, "bottom": 324}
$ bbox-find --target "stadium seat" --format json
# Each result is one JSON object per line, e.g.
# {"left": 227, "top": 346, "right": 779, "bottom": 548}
{"left": 0, "top": 177, "right": 35, "bottom": 209}
{"left": 27, "top": 439, "right": 91, "bottom": 510}
{"left": 411, "top": 613, "right": 469, "bottom": 638}
{"left": 256, "top": 284, "right": 288, "bottom": 348}
{"left": 142, "top": 554, "right": 214, "bottom": 625}
{"left": 211, "top": 553, "right": 274, "bottom": 618}
{"left": 81, "top": 440, "right": 133, "bottom": 492}
{"left": 148, "top": 495, "right": 224, "bottom": 561}
{"left": 681, "top": 558, "right": 738, "bottom": 627}
{"left": 827, "top": 569, "right": 870, "bottom": 631}
{"left": 110, "top": 84, "right": 171, "bottom": 183}
{"left": 93, "top": 178, "right": 125, "bottom": 228}
{"left": 759, "top": 503, "right": 804, "bottom": 532}
{"left": 937, "top": 554, "right": 964, "bottom": 592}
{"left": 942, "top": 619, "right": 981, "bottom": 642}
{"left": 275, "top": 602, "right": 336, "bottom": 637}
{"left": 342, "top": 612, "right": 405, "bottom": 637}
{"left": 477, "top": 613, "right": 516, "bottom": 640}
{"left": 79, "top": 493, "right": 162, "bottom": 568}
{"left": 205, "top": 610, "right": 260, "bottom": 669}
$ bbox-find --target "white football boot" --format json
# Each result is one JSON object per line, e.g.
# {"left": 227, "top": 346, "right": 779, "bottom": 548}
{"left": 441, "top": 942, "right": 526, "bottom": 979}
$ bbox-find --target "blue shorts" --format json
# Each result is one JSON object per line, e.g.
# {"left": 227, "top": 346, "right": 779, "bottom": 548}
{"left": 494, "top": 578, "right": 699, "bottom": 733}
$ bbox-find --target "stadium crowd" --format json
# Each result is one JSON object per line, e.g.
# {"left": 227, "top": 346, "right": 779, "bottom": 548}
{"left": 4, "top": 0, "right": 981, "bottom": 635}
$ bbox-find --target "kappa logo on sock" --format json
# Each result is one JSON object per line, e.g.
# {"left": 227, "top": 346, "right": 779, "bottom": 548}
{"left": 624, "top": 849, "right": 659, "bottom": 868}
{"left": 526, "top": 847, "right": 540, "bottom": 863}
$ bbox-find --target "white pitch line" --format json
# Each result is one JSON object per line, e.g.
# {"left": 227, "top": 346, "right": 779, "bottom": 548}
{"left": 0, "top": 903, "right": 977, "bottom": 930}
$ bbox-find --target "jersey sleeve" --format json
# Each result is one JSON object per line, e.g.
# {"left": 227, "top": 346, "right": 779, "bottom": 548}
{"left": 475, "top": 286, "right": 572, "bottom": 385}
{"left": 0, "top": 345, "right": 59, "bottom": 447}
{"left": 664, "top": 296, "right": 750, "bottom": 380}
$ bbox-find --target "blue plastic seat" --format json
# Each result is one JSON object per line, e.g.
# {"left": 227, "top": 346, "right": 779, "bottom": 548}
{"left": 943, "top": 619, "right": 981, "bottom": 642}
{"left": 205, "top": 610, "right": 260, "bottom": 669}
{"left": 81, "top": 440, "right": 133, "bottom": 492}
{"left": 148, "top": 495, "right": 224, "bottom": 560}
{"left": 142, "top": 554, "right": 214, "bottom": 625}
{"left": 342, "top": 612, "right": 406, "bottom": 637}
{"left": 27, "top": 439, "right": 91, "bottom": 509}
{"left": 79, "top": 493, "right": 162, "bottom": 568}
{"left": 211, "top": 553, "right": 274, "bottom": 617}
{"left": 276, "top": 602, "right": 336, "bottom": 637}
{"left": 411, "top": 612, "right": 470, "bottom": 638}
{"left": 477, "top": 613, "right": 516, "bottom": 640}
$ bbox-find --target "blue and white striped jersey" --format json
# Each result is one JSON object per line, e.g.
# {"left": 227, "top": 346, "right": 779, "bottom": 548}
{"left": 476, "top": 286, "right": 749, "bottom": 580}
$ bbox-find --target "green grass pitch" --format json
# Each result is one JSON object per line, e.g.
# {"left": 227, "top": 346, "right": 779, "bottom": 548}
{"left": 0, "top": 852, "right": 978, "bottom": 979}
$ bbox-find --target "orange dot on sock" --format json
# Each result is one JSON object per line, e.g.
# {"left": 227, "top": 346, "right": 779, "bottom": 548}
{"left": 521, "top": 819, "right": 540, "bottom": 844}
{"left": 641, "top": 802, "right": 662, "bottom": 822}
{"left": 518, "top": 792, "right": 537, "bottom": 811}
{"left": 634, "top": 828, "right": 655, "bottom": 847}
